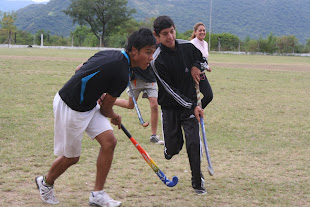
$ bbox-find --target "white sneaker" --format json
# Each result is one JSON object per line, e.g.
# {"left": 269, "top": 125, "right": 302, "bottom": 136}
{"left": 150, "top": 135, "right": 164, "bottom": 145}
{"left": 89, "top": 190, "right": 122, "bottom": 207}
{"left": 35, "top": 176, "right": 59, "bottom": 205}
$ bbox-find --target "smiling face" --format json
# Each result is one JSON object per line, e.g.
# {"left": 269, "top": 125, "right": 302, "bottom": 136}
{"left": 195, "top": 25, "right": 206, "bottom": 41}
{"left": 155, "top": 26, "right": 176, "bottom": 50}
{"left": 131, "top": 45, "right": 156, "bottom": 69}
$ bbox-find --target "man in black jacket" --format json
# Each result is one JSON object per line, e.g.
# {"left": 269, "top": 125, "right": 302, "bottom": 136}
{"left": 150, "top": 16, "right": 207, "bottom": 195}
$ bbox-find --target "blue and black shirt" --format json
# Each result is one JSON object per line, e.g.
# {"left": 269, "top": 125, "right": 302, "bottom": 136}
{"left": 59, "top": 50, "right": 130, "bottom": 112}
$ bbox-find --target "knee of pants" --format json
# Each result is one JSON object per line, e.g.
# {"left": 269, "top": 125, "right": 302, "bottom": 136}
{"left": 168, "top": 148, "right": 181, "bottom": 156}
{"left": 202, "top": 95, "right": 213, "bottom": 108}
{"left": 186, "top": 140, "right": 201, "bottom": 153}
{"left": 207, "top": 96, "right": 213, "bottom": 105}
{"left": 166, "top": 140, "right": 183, "bottom": 156}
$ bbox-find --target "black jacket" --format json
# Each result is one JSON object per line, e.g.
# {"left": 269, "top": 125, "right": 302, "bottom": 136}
{"left": 151, "top": 39, "right": 204, "bottom": 110}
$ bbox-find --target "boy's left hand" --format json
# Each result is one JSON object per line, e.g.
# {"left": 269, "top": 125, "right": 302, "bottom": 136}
{"left": 194, "top": 105, "right": 204, "bottom": 123}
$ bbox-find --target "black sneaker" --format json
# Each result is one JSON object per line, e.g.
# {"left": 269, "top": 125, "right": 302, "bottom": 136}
{"left": 194, "top": 187, "right": 207, "bottom": 195}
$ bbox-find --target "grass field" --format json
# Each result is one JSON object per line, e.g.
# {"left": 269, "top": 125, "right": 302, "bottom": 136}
{"left": 0, "top": 48, "right": 309, "bottom": 207}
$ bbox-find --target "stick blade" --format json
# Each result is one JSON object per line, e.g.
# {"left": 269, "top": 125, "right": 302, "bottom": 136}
{"left": 208, "top": 167, "right": 214, "bottom": 176}
{"left": 166, "top": 176, "right": 178, "bottom": 187}
{"left": 142, "top": 121, "right": 149, "bottom": 127}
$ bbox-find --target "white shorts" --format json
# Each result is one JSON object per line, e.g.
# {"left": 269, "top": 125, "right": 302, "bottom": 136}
{"left": 127, "top": 79, "right": 158, "bottom": 99}
{"left": 53, "top": 93, "right": 112, "bottom": 158}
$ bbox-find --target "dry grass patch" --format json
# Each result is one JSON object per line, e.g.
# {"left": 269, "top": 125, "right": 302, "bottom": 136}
{"left": 0, "top": 48, "right": 309, "bottom": 207}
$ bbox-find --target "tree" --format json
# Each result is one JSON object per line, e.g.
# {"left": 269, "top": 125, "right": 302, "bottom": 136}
{"left": 0, "top": 11, "right": 17, "bottom": 46}
{"left": 277, "top": 35, "right": 299, "bottom": 53}
{"left": 176, "top": 29, "right": 192, "bottom": 40}
{"left": 214, "top": 33, "right": 240, "bottom": 51}
{"left": 64, "top": 0, "right": 135, "bottom": 47}
{"left": 305, "top": 38, "right": 310, "bottom": 53}
{"left": 307, "top": 38, "right": 310, "bottom": 47}
{"left": 71, "top": 25, "right": 94, "bottom": 46}
{"left": 257, "top": 33, "right": 277, "bottom": 53}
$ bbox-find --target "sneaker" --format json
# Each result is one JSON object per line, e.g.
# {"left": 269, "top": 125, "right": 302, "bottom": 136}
{"left": 150, "top": 135, "right": 164, "bottom": 145}
{"left": 89, "top": 190, "right": 122, "bottom": 207}
{"left": 194, "top": 187, "right": 207, "bottom": 195}
{"left": 35, "top": 176, "right": 59, "bottom": 205}
{"left": 142, "top": 90, "right": 148, "bottom": 98}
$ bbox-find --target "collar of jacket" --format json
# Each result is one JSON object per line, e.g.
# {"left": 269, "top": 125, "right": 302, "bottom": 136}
{"left": 159, "top": 40, "right": 179, "bottom": 54}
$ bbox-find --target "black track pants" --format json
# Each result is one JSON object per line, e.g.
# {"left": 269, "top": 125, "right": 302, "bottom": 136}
{"left": 161, "top": 108, "right": 202, "bottom": 188}
{"left": 200, "top": 73, "right": 213, "bottom": 109}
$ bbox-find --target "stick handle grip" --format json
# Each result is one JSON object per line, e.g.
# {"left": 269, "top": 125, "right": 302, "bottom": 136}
{"left": 128, "top": 84, "right": 145, "bottom": 124}
{"left": 121, "top": 124, "right": 131, "bottom": 138}
{"left": 195, "top": 83, "right": 202, "bottom": 108}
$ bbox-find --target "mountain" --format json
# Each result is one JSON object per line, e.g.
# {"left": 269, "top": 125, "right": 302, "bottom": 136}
{"left": 128, "top": 0, "right": 310, "bottom": 43}
{"left": 14, "top": 0, "right": 75, "bottom": 37}
{"left": 11, "top": 0, "right": 310, "bottom": 43}
{"left": 0, "top": 0, "right": 47, "bottom": 12}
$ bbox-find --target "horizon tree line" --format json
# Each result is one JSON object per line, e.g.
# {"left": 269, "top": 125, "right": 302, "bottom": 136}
{"left": 1, "top": 0, "right": 310, "bottom": 53}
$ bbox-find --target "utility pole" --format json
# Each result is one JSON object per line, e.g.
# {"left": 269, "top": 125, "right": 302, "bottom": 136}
{"left": 41, "top": 33, "right": 43, "bottom": 47}
{"left": 208, "top": 0, "right": 213, "bottom": 51}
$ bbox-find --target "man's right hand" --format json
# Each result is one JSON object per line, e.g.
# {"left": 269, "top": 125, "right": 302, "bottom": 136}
{"left": 191, "top": 66, "right": 204, "bottom": 85}
{"left": 111, "top": 114, "right": 122, "bottom": 129}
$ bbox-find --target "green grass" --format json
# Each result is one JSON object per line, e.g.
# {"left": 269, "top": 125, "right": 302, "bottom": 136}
{"left": 210, "top": 53, "right": 310, "bottom": 65}
{"left": 0, "top": 48, "right": 309, "bottom": 207}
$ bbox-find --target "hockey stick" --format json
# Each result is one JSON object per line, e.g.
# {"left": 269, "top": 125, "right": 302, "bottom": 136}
{"left": 121, "top": 124, "right": 178, "bottom": 187}
{"left": 128, "top": 84, "right": 149, "bottom": 127}
{"left": 195, "top": 83, "right": 214, "bottom": 176}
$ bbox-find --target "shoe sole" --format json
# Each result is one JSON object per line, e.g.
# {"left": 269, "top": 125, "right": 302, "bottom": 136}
{"left": 89, "top": 202, "right": 101, "bottom": 207}
{"left": 89, "top": 201, "right": 122, "bottom": 207}
{"left": 196, "top": 191, "right": 207, "bottom": 195}
{"left": 155, "top": 141, "right": 164, "bottom": 145}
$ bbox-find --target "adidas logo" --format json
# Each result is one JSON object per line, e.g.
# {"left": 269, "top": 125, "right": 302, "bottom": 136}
{"left": 185, "top": 67, "right": 189, "bottom": 72}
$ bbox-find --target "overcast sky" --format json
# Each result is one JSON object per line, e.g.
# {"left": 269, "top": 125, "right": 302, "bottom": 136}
{"left": 8, "top": 0, "right": 50, "bottom": 2}
{"left": 32, "top": 0, "right": 49, "bottom": 2}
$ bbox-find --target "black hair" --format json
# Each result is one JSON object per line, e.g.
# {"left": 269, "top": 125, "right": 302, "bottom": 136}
{"left": 153, "top": 16, "right": 175, "bottom": 36}
{"left": 125, "top": 28, "right": 157, "bottom": 52}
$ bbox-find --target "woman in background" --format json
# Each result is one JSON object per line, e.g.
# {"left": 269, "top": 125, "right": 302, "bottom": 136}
{"left": 190, "top": 22, "right": 213, "bottom": 109}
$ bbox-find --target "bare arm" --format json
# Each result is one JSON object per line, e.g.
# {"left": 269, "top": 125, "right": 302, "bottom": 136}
{"left": 99, "top": 93, "right": 122, "bottom": 129}
{"left": 75, "top": 63, "right": 84, "bottom": 72}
